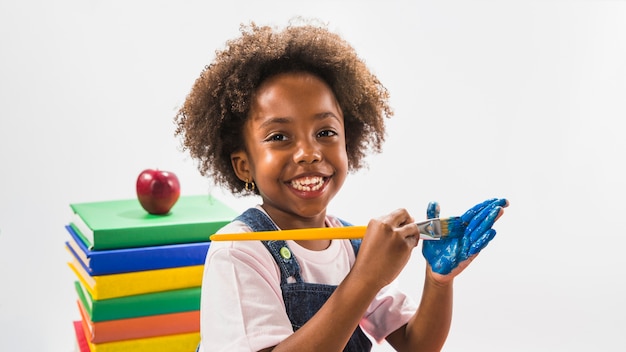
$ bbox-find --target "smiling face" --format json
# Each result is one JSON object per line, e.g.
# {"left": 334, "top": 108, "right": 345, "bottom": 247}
{"left": 231, "top": 72, "right": 348, "bottom": 230}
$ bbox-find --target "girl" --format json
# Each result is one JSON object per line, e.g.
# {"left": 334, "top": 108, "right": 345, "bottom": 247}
{"left": 175, "top": 20, "right": 507, "bottom": 352}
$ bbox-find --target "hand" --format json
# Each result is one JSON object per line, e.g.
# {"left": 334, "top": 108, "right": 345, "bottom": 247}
{"left": 422, "top": 198, "right": 508, "bottom": 277}
{"left": 353, "top": 208, "right": 420, "bottom": 289}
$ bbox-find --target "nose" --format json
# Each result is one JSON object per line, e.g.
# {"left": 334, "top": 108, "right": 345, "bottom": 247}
{"left": 293, "top": 138, "right": 322, "bottom": 164}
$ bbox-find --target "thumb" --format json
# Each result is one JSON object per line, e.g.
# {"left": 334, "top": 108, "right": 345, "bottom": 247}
{"left": 426, "top": 201, "right": 440, "bottom": 220}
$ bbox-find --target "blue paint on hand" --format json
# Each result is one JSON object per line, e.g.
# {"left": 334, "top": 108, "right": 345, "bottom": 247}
{"left": 422, "top": 198, "right": 507, "bottom": 275}
{"left": 426, "top": 202, "right": 440, "bottom": 219}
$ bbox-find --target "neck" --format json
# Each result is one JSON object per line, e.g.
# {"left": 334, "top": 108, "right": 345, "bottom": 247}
{"left": 259, "top": 205, "right": 331, "bottom": 251}
{"left": 295, "top": 239, "right": 332, "bottom": 251}
{"left": 260, "top": 205, "right": 328, "bottom": 230}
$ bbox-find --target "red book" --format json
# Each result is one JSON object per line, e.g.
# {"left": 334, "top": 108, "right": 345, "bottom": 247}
{"left": 73, "top": 320, "right": 91, "bottom": 352}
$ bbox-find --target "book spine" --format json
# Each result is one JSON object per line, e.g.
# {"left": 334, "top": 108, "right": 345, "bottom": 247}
{"left": 66, "top": 225, "right": 210, "bottom": 275}
{"left": 89, "top": 332, "right": 200, "bottom": 352}
{"left": 74, "top": 281, "right": 201, "bottom": 322}
{"left": 91, "top": 221, "right": 227, "bottom": 250}
{"left": 77, "top": 300, "right": 199, "bottom": 343}
{"left": 72, "top": 320, "right": 91, "bottom": 352}
{"left": 69, "top": 258, "right": 203, "bottom": 300}
{"left": 70, "top": 221, "right": 93, "bottom": 249}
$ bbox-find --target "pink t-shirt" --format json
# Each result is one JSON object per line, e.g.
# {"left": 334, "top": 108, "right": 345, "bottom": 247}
{"left": 198, "top": 206, "right": 418, "bottom": 351}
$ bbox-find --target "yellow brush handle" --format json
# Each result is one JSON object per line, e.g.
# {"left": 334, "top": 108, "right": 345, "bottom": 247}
{"left": 210, "top": 226, "right": 368, "bottom": 241}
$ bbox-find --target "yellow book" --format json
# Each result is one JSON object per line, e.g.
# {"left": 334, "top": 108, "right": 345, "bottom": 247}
{"left": 86, "top": 330, "right": 200, "bottom": 352}
{"left": 68, "top": 256, "right": 203, "bottom": 300}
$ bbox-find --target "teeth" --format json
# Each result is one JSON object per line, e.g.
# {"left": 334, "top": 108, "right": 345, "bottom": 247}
{"left": 291, "top": 176, "right": 325, "bottom": 191}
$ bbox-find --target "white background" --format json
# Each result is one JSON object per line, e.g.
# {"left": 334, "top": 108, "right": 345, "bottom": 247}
{"left": 1, "top": 0, "right": 625, "bottom": 351}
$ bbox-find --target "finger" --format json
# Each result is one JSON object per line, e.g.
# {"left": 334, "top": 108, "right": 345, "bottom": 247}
{"left": 465, "top": 205, "right": 496, "bottom": 237}
{"left": 467, "top": 206, "right": 502, "bottom": 242}
{"left": 460, "top": 198, "right": 497, "bottom": 223}
{"left": 426, "top": 201, "right": 440, "bottom": 219}
{"left": 387, "top": 208, "right": 414, "bottom": 227}
{"left": 461, "top": 198, "right": 507, "bottom": 224}
{"left": 491, "top": 199, "right": 509, "bottom": 222}
{"left": 402, "top": 232, "right": 419, "bottom": 248}
{"left": 469, "top": 228, "right": 497, "bottom": 255}
{"left": 465, "top": 200, "right": 506, "bottom": 234}
{"left": 493, "top": 206, "right": 506, "bottom": 222}
{"left": 396, "top": 219, "right": 420, "bottom": 248}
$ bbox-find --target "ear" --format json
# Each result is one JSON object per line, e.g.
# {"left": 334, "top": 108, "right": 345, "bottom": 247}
{"left": 231, "top": 150, "right": 252, "bottom": 182}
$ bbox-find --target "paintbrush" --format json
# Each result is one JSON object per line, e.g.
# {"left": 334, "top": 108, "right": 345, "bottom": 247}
{"left": 209, "top": 216, "right": 465, "bottom": 242}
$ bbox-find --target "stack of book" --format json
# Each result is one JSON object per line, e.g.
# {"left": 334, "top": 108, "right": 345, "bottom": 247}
{"left": 65, "top": 195, "right": 238, "bottom": 352}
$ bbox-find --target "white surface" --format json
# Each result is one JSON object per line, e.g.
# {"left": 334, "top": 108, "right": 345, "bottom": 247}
{"left": 1, "top": 1, "right": 625, "bottom": 351}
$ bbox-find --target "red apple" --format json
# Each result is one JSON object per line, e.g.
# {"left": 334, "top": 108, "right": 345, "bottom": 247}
{"left": 136, "top": 169, "right": 181, "bottom": 215}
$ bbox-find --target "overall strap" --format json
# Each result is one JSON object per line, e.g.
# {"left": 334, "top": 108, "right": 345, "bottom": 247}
{"left": 338, "top": 218, "right": 362, "bottom": 258}
{"left": 234, "top": 207, "right": 279, "bottom": 232}
{"left": 234, "top": 208, "right": 303, "bottom": 284}
{"left": 235, "top": 210, "right": 372, "bottom": 352}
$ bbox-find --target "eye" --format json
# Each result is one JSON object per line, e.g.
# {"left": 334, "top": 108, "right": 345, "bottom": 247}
{"left": 265, "top": 133, "right": 288, "bottom": 142}
{"left": 317, "top": 129, "right": 338, "bottom": 138}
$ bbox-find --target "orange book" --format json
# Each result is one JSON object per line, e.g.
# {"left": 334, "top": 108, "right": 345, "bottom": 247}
{"left": 77, "top": 300, "right": 199, "bottom": 343}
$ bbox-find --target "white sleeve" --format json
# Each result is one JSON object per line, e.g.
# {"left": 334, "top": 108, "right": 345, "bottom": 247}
{"left": 198, "top": 228, "right": 294, "bottom": 351}
{"left": 361, "top": 282, "right": 419, "bottom": 343}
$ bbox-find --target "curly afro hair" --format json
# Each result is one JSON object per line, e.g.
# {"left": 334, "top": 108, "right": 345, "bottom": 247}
{"left": 174, "top": 19, "right": 393, "bottom": 196}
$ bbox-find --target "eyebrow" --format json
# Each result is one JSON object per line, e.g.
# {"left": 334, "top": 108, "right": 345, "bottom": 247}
{"left": 258, "top": 112, "right": 341, "bottom": 129}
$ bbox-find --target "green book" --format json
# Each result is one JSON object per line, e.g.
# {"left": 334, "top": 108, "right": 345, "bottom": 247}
{"left": 69, "top": 195, "right": 238, "bottom": 250}
{"left": 74, "top": 281, "right": 201, "bottom": 322}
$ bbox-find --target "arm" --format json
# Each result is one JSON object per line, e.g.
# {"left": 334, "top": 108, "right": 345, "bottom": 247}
{"left": 386, "top": 198, "right": 508, "bottom": 352}
{"left": 386, "top": 268, "right": 453, "bottom": 352}
{"left": 264, "top": 208, "right": 421, "bottom": 352}
{"left": 199, "top": 240, "right": 297, "bottom": 352}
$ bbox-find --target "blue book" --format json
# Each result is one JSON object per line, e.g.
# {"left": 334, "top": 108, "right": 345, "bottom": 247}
{"left": 65, "top": 225, "right": 210, "bottom": 275}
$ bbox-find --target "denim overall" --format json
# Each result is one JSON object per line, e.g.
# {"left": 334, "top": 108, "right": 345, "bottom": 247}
{"left": 236, "top": 208, "right": 373, "bottom": 352}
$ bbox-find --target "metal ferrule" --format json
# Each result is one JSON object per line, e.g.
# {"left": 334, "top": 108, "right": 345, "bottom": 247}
{"left": 416, "top": 218, "right": 441, "bottom": 240}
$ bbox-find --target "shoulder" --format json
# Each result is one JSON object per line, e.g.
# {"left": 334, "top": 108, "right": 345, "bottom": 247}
{"left": 326, "top": 214, "right": 349, "bottom": 227}
{"left": 206, "top": 219, "right": 278, "bottom": 276}
{"left": 215, "top": 218, "right": 252, "bottom": 234}
{"left": 209, "top": 219, "right": 257, "bottom": 255}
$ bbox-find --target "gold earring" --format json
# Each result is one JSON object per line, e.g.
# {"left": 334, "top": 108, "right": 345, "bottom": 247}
{"left": 245, "top": 179, "right": 255, "bottom": 192}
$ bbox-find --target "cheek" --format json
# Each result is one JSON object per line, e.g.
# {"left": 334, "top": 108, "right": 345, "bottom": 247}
{"left": 340, "top": 153, "right": 349, "bottom": 173}
{"left": 250, "top": 148, "right": 287, "bottom": 179}
{"left": 340, "top": 139, "right": 349, "bottom": 167}
{"left": 334, "top": 143, "right": 349, "bottom": 175}
{"left": 258, "top": 150, "right": 282, "bottom": 168}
